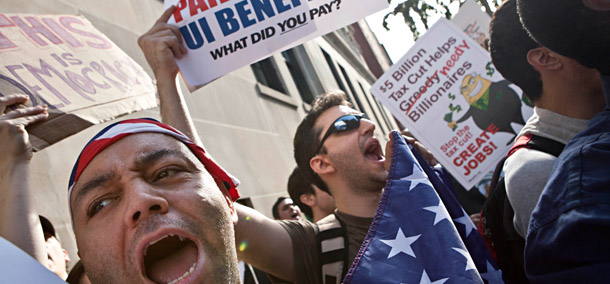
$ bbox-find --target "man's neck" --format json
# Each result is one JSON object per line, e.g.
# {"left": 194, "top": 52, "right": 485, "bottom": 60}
{"left": 330, "top": 183, "right": 382, "bottom": 218}
{"left": 312, "top": 208, "right": 333, "bottom": 223}
{"left": 538, "top": 78, "right": 605, "bottom": 119}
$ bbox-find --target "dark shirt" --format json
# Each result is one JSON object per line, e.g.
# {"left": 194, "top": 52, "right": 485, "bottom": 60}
{"left": 525, "top": 74, "right": 610, "bottom": 283}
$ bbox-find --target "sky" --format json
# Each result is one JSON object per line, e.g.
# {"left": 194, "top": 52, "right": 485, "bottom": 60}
{"left": 365, "top": 1, "right": 462, "bottom": 64}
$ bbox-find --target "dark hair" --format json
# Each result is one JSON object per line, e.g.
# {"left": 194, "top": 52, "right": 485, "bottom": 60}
{"left": 517, "top": 0, "right": 610, "bottom": 75}
{"left": 271, "top": 197, "right": 289, "bottom": 220}
{"left": 490, "top": 0, "right": 542, "bottom": 102}
{"left": 293, "top": 91, "right": 353, "bottom": 194}
{"left": 287, "top": 167, "right": 314, "bottom": 219}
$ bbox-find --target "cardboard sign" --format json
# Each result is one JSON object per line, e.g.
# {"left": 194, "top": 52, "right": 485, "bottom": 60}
{"left": 0, "top": 14, "right": 156, "bottom": 150}
{"left": 371, "top": 18, "right": 533, "bottom": 189}
{"left": 164, "top": 0, "right": 388, "bottom": 87}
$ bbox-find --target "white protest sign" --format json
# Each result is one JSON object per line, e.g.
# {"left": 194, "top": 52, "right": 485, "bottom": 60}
{"left": 164, "top": 0, "right": 388, "bottom": 87}
{"left": 372, "top": 18, "right": 533, "bottom": 189}
{"left": 451, "top": 0, "right": 491, "bottom": 48}
{"left": 0, "top": 237, "right": 66, "bottom": 283}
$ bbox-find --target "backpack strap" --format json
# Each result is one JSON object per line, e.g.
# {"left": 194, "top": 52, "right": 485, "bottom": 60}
{"left": 524, "top": 134, "right": 565, "bottom": 157}
{"left": 508, "top": 133, "right": 565, "bottom": 158}
{"left": 316, "top": 213, "right": 348, "bottom": 284}
{"left": 481, "top": 133, "right": 565, "bottom": 283}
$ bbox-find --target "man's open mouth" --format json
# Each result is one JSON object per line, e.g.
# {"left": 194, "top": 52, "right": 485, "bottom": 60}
{"left": 143, "top": 234, "right": 199, "bottom": 284}
{"left": 365, "top": 139, "right": 385, "bottom": 162}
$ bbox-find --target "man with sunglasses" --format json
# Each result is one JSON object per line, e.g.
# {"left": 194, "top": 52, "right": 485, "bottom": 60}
{"left": 235, "top": 91, "right": 401, "bottom": 283}
{"left": 137, "top": 6, "right": 434, "bottom": 282}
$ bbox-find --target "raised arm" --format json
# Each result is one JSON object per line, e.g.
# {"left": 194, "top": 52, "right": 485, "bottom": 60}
{"left": 234, "top": 203, "right": 295, "bottom": 281}
{"left": 0, "top": 94, "right": 48, "bottom": 263}
{"left": 138, "top": 6, "right": 201, "bottom": 145}
{"left": 139, "top": 7, "right": 296, "bottom": 281}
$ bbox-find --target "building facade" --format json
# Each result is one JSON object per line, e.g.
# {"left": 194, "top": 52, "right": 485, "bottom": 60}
{"left": 1, "top": 0, "right": 397, "bottom": 263}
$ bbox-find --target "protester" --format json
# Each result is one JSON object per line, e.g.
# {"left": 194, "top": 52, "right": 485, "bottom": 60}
{"left": 40, "top": 215, "right": 71, "bottom": 280}
{"left": 66, "top": 7, "right": 242, "bottom": 284}
{"left": 271, "top": 197, "right": 303, "bottom": 221}
{"left": 134, "top": 7, "right": 391, "bottom": 283}
{"left": 485, "top": 1, "right": 604, "bottom": 282}
{"left": 0, "top": 94, "right": 48, "bottom": 265}
{"left": 68, "top": 119, "right": 241, "bottom": 284}
{"left": 232, "top": 91, "right": 389, "bottom": 283}
{"left": 136, "top": 5, "right": 438, "bottom": 284}
{"left": 516, "top": 0, "right": 610, "bottom": 282}
{"left": 287, "top": 167, "right": 336, "bottom": 223}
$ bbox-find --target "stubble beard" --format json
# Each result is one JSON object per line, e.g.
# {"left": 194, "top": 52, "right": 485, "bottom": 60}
{"left": 83, "top": 211, "right": 240, "bottom": 284}
{"left": 330, "top": 150, "right": 388, "bottom": 196}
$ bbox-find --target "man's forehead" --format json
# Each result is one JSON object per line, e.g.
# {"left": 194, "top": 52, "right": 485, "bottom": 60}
{"left": 94, "top": 133, "right": 192, "bottom": 161}
{"left": 71, "top": 133, "right": 200, "bottom": 204}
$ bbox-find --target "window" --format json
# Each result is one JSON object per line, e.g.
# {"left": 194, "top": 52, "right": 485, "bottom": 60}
{"left": 282, "top": 48, "right": 316, "bottom": 104}
{"left": 358, "top": 82, "right": 390, "bottom": 134}
{"left": 373, "top": 96, "right": 395, "bottom": 131}
{"left": 322, "top": 49, "right": 349, "bottom": 95}
{"left": 251, "top": 57, "right": 286, "bottom": 94}
{"left": 338, "top": 64, "right": 367, "bottom": 115}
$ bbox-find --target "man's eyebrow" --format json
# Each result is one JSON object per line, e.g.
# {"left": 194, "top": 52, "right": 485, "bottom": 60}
{"left": 133, "top": 149, "right": 187, "bottom": 170}
{"left": 73, "top": 172, "right": 117, "bottom": 208}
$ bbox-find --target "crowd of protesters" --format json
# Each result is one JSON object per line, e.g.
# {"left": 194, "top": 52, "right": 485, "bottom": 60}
{"left": 0, "top": 0, "right": 609, "bottom": 283}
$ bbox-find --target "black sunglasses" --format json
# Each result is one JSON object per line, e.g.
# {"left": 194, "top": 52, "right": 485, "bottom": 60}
{"left": 315, "top": 114, "right": 366, "bottom": 154}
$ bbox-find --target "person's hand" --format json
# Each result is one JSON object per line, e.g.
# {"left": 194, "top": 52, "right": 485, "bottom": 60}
{"left": 470, "top": 212, "right": 481, "bottom": 227}
{"left": 0, "top": 94, "right": 48, "bottom": 163}
{"left": 384, "top": 132, "right": 438, "bottom": 171}
{"left": 384, "top": 133, "right": 394, "bottom": 172}
{"left": 0, "top": 94, "right": 48, "bottom": 264}
{"left": 410, "top": 139, "right": 437, "bottom": 166}
{"left": 138, "top": 5, "right": 187, "bottom": 80}
{"left": 400, "top": 130, "right": 437, "bottom": 167}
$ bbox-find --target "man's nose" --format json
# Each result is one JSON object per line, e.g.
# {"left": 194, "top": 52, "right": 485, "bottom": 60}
{"left": 124, "top": 181, "right": 169, "bottom": 227}
{"left": 359, "top": 117, "right": 376, "bottom": 135}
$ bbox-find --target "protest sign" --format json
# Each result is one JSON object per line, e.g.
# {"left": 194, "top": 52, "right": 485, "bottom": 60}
{"left": 0, "top": 237, "right": 67, "bottom": 283}
{"left": 0, "top": 14, "right": 156, "bottom": 150}
{"left": 451, "top": 0, "right": 491, "bottom": 49}
{"left": 164, "top": 0, "right": 388, "bottom": 87}
{"left": 371, "top": 18, "right": 533, "bottom": 189}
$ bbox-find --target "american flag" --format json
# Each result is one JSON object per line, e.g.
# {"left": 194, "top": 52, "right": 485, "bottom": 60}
{"left": 343, "top": 131, "right": 503, "bottom": 284}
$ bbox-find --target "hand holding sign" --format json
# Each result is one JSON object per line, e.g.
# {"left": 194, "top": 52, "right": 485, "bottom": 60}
{"left": 0, "top": 94, "right": 48, "bottom": 162}
{"left": 138, "top": 6, "right": 188, "bottom": 80}
{"left": 0, "top": 94, "right": 48, "bottom": 264}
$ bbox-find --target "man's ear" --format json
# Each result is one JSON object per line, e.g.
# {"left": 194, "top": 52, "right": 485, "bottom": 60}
{"left": 527, "top": 47, "right": 562, "bottom": 71}
{"left": 310, "top": 155, "right": 335, "bottom": 176}
{"left": 300, "top": 193, "right": 316, "bottom": 207}
{"left": 216, "top": 178, "right": 237, "bottom": 224}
